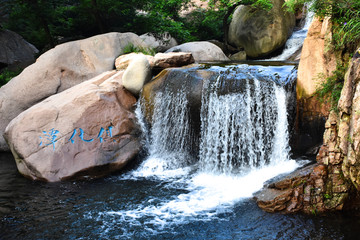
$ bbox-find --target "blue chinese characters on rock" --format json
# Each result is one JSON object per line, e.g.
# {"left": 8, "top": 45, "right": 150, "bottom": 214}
{"left": 39, "top": 126, "right": 114, "bottom": 151}
{"left": 39, "top": 128, "right": 59, "bottom": 151}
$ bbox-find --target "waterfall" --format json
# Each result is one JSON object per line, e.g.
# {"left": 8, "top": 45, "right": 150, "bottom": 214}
{"left": 103, "top": 64, "right": 301, "bottom": 230}
{"left": 198, "top": 69, "right": 290, "bottom": 174}
{"left": 136, "top": 64, "right": 296, "bottom": 175}
{"left": 271, "top": 4, "right": 314, "bottom": 60}
{"left": 133, "top": 90, "right": 195, "bottom": 178}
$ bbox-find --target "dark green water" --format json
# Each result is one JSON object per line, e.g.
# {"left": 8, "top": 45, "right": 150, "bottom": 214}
{"left": 1, "top": 152, "right": 360, "bottom": 240}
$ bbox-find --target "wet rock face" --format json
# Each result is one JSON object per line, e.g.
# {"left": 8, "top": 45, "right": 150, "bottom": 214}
{"left": 142, "top": 63, "right": 297, "bottom": 161}
{"left": 254, "top": 164, "right": 315, "bottom": 213}
{"left": 141, "top": 66, "right": 206, "bottom": 156}
{"left": 4, "top": 71, "right": 141, "bottom": 182}
{"left": 291, "top": 97, "right": 327, "bottom": 156}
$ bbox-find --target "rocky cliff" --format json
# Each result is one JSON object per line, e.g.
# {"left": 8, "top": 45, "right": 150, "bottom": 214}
{"left": 256, "top": 46, "right": 360, "bottom": 214}
{"left": 293, "top": 17, "right": 335, "bottom": 155}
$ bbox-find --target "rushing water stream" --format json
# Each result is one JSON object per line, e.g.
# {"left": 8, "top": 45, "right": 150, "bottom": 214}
{"left": 1, "top": 63, "right": 360, "bottom": 239}
{"left": 271, "top": 4, "right": 314, "bottom": 61}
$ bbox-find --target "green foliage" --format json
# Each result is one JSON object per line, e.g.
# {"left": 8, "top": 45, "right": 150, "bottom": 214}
{"left": 2, "top": 0, "right": 276, "bottom": 52}
{"left": 311, "top": 206, "right": 317, "bottom": 216}
{"left": 183, "top": 9, "right": 223, "bottom": 41}
{"left": 206, "top": 0, "right": 272, "bottom": 10}
{"left": 323, "top": 193, "right": 332, "bottom": 199}
{"left": 315, "top": 62, "right": 348, "bottom": 111}
{"left": 2, "top": 0, "right": 196, "bottom": 50}
{"left": 0, "top": 68, "right": 21, "bottom": 88}
{"left": 284, "top": 0, "right": 360, "bottom": 52}
{"left": 123, "top": 44, "right": 156, "bottom": 56}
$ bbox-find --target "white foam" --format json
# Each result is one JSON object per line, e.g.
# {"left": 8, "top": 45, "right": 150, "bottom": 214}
{"left": 105, "top": 159, "right": 301, "bottom": 227}
{"left": 130, "top": 155, "right": 193, "bottom": 180}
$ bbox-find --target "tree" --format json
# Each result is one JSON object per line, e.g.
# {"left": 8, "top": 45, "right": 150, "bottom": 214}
{"left": 139, "top": 0, "right": 194, "bottom": 42}
{"left": 2, "top": 0, "right": 274, "bottom": 52}
{"left": 6, "top": 0, "right": 61, "bottom": 48}
{"left": 4, "top": 0, "right": 146, "bottom": 50}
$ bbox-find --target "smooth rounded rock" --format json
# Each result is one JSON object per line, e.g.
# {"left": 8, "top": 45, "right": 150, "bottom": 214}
{"left": 0, "top": 29, "right": 38, "bottom": 69}
{"left": 165, "top": 41, "right": 229, "bottom": 62}
{"left": 0, "top": 32, "right": 148, "bottom": 151}
{"left": 4, "top": 71, "right": 141, "bottom": 182}
{"left": 140, "top": 32, "right": 178, "bottom": 52}
{"left": 228, "top": 0, "right": 295, "bottom": 58}
{"left": 122, "top": 54, "right": 152, "bottom": 95}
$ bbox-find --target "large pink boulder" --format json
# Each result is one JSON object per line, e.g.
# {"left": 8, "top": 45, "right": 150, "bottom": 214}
{"left": 0, "top": 32, "right": 147, "bottom": 151}
{"left": 4, "top": 71, "right": 141, "bottom": 182}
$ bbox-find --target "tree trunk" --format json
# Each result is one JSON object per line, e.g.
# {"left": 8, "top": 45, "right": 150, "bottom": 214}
{"left": 90, "top": 0, "right": 107, "bottom": 33}
{"left": 223, "top": 4, "right": 241, "bottom": 53}
{"left": 29, "top": 0, "right": 55, "bottom": 48}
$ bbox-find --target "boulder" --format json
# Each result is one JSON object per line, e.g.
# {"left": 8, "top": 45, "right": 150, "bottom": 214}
{"left": 0, "top": 32, "right": 148, "bottom": 151}
{"left": 115, "top": 53, "right": 152, "bottom": 70}
{"left": 150, "top": 52, "right": 195, "bottom": 69}
{"left": 140, "top": 32, "right": 178, "bottom": 52}
{"left": 165, "top": 41, "right": 229, "bottom": 62}
{"left": 207, "top": 40, "right": 239, "bottom": 55}
{"left": 230, "top": 51, "right": 246, "bottom": 61}
{"left": 122, "top": 54, "right": 152, "bottom": 95}
{"left": 228, "top": 0, "right": 295, "bottom": 58}
{"left": 115, "top": 52, "right": 195, "bottom": 71}
{"left": 0, "top": 29, "right": 38, "bottom": 70}
{"left": 4, "top": 71, "right": 141, "bottom": 182}
{"left": 254, "top": 164, "right": 315, "bottom": 213}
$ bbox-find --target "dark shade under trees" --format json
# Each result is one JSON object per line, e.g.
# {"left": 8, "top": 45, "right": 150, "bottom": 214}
{"left": 0, "top": 0, "right": 275, "bottom": 53}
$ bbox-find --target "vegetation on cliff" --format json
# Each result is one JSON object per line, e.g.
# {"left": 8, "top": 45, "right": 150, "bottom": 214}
{"left": 286, "top": 0, "right": 360, "bottom": 52}
{"left": 286, "top": 0, "right": 360, "bottom": 109}
{"left": 316, "top": 62, "right": 348, "bottom": 111}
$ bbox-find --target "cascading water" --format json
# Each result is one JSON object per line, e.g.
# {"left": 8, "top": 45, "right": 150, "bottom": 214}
{"left": 271, "top": 4, "right": 314, "bottom": 60}
{"left": 92, "top": 64, "right": 303, "bottom": 238}
{"left": 135, "top": 90, "right": 195, "bottom": 176}
{"left": 199, "top": 73, "right": 289, "bottom": 174}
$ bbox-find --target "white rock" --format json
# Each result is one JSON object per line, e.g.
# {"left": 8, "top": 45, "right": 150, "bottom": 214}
{"left": 122, "top": 54, "right": 151, "bottom": 95}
